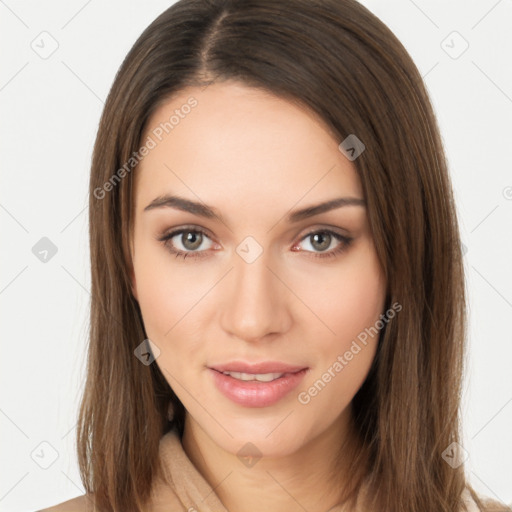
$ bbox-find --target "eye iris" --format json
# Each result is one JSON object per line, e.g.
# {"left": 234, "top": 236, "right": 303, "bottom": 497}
{"left": 311, "top": 232, "right": 331, "bottom": 251}
{"left": 182, "top": 231, "right": 202, "bottom": 250}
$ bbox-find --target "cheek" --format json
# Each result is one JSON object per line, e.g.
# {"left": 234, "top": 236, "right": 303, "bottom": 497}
{"left": 133, "top": 256, "right": 173, "bottom": 339}
{"left": 133, "top": 239, "right": 201, "bottom": 338}
{"left": 132, "top": 240, "right": 216, "bottom": 381}
{"left": 297, "top": 242, "right": 385, "bottom": 397}
{"left": 304, "top": 241, "right": 385, "bottom": 349}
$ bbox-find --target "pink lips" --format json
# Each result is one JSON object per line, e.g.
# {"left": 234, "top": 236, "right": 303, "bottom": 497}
{"left": 208, "top": 361, "right": 308, "bottom": 408}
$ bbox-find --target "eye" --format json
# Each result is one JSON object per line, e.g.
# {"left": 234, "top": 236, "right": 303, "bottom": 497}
{"left": 292, "top": 229, "right": 353, "bottom": 259}
{"left": 157, "top": 227, "right": 216, "bottom": 260}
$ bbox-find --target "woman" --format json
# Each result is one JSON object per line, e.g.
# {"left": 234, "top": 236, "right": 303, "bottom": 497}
{"left": 40, "top": 0, "right": 510, "bottom": 510}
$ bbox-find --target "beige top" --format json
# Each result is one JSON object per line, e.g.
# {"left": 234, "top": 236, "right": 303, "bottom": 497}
{"left": 40, "top": 428, "right": 498, "bottom": 512}
{"left": 148, "top": 429, "right": 483, "bottom": 512}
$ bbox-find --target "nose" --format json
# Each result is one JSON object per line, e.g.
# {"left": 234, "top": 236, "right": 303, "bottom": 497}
{"left": 219, "top": 250, "right": 292, "bottom": 343}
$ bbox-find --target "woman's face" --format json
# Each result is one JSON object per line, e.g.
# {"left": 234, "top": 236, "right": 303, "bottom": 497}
{"left": 131, "top": 81, "right": 386, "bottom": 457}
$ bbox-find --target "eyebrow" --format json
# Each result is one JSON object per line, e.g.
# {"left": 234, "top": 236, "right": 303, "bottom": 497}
{"left": 143, "top": 194, "right": 366, "bottom": 223}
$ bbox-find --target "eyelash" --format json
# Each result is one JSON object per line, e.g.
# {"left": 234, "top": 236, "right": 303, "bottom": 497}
{"left": 157, "top": 226, "right": 353, "bottom": 261}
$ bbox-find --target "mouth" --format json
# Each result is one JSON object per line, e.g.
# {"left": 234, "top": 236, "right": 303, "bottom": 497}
{"left": 218, "top": 371, "right": 288, "bottom": 382}
{"left": 208, "top": 361, "right": 309, "bottom": 408}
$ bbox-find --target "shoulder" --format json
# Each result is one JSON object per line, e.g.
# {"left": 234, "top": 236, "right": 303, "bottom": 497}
{"left": 37, "top": 494, "right": 93, "bottom": 512}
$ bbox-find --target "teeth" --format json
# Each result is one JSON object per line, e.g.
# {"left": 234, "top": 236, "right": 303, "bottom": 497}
{"left": 223, "top": 371, "right": 284, "bottom": 382}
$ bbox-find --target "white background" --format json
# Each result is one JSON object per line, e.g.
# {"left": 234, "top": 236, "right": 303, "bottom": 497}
{"left": 1, "top": 1, "right": 511, "bottom": 510}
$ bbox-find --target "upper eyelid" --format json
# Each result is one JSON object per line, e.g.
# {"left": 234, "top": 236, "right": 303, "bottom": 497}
{"left": 159, "top": 225, "right": 214, "bottom": 242}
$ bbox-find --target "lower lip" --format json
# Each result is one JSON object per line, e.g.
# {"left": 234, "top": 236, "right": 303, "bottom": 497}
{"left": 209, "top": 368, "right": 308, "bottom": 407}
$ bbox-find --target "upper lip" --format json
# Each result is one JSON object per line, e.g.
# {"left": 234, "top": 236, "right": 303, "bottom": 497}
{"left": 209, "top": 361, "right": 308, "bottom": 374}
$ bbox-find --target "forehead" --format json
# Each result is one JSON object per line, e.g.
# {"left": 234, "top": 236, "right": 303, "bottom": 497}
{"left": 134, "top": 81, "right": 363, "bottom": 218}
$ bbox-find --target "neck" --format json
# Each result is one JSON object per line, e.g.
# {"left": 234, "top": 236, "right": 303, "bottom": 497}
{"left": 181, "top": 406, "right": 363, "bottom": 512}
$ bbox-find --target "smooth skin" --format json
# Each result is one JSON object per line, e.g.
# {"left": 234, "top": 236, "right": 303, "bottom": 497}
{"left": 41, "top": 81, "right": 386, "bottom": 512}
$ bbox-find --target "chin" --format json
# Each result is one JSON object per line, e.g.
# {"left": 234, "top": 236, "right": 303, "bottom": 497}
{"left": 203, "top": 411, "right": 316, "bottom": 458}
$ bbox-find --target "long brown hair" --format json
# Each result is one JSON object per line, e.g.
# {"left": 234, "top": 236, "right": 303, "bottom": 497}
{"left": 78, "top": 1, "right": 506, "bottom": 510}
